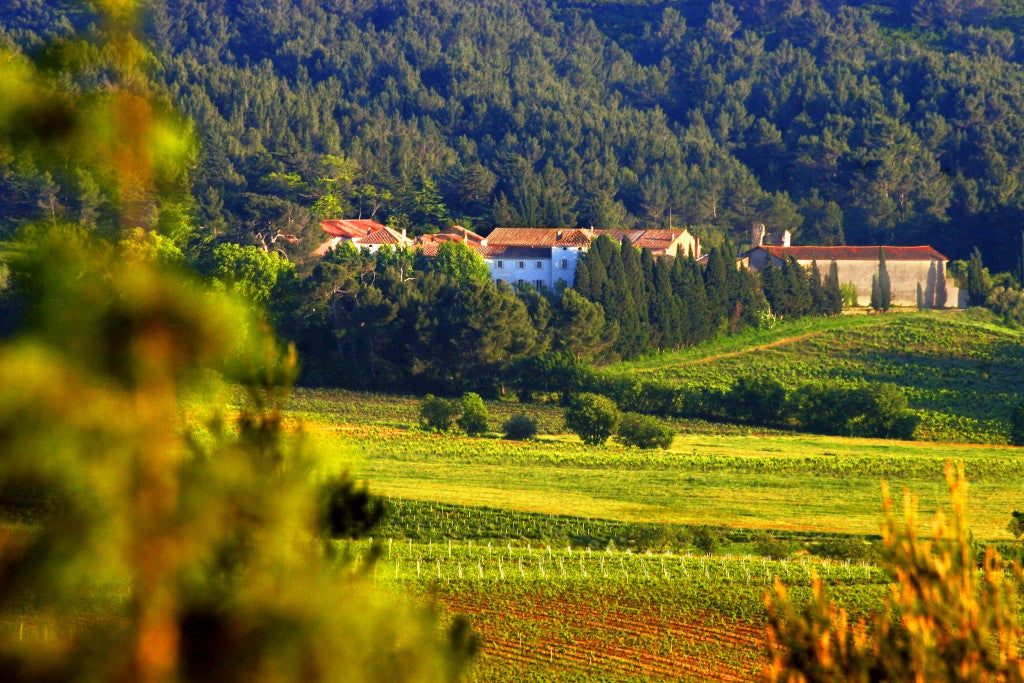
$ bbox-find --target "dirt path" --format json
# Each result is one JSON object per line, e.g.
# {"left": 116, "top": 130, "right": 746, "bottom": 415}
{"left": 636, "top": 330, "right": 826, "bottom": 372}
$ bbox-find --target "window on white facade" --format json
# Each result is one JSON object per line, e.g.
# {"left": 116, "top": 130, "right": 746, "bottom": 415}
{"left": 535, "top": 279, "right": 543, "bottom": 289}
{"left": 496, "top": 260, "right": 503, "bottom": 269}
{"left": 517, "top": 261, "right": 525, "bottom": 269}
{"left": 535, "top": 261, "right": 543, "bottom": 269}
{"left": 560, "top": 259, "right": 568, "bottom": 269}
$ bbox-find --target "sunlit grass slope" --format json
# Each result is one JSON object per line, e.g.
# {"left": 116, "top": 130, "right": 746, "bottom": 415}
{"left": 607, "top": 310, "right": 1024, "bottom": 443}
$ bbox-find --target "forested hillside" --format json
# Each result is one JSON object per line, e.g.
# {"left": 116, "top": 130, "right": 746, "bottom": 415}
{"left": 5, "top": 0, "right": 1024, "bottom": 269}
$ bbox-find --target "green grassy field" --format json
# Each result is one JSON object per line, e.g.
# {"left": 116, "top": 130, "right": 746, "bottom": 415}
{"left": 606, "top": 310, "right": 1024, "bottom": 443}
{"left": 278, "top": 311, "right": 1024, "bottom": 680}
{"left": 294, "top": 388, "right": 1021, "bottom": 541}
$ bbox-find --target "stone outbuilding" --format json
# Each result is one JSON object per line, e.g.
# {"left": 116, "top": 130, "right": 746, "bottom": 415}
{"left": 744, "top": 245, "right": 963, "bottom": 308}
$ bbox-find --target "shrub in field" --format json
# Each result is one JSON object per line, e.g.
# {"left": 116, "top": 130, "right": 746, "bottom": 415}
{"left": 616, "top": 412, "right": 674, "bottom": 449}
{"left": 726, "top": 374, "right": 787, "bottom": 424}
{"left": 1009, "top": 511, "right": 1024, "bottom": 538}
{"left": 752, "top": 533, "right": 797, "bottom": 560}
{"left": 420, "top": 394, "right": 460, "bottom": 431}
{"left": 767, "top": 462, "right": 1024, "bottom": 682}
{"left": 502, "top": 414, "right": 538, "bottom": 440}
{"left": 458, "top": 392, "right": 489, "bottom": 435}
{"left": 691, "top": 526, "right": 723, "bottom": 554}
{"left": 792, "top": 382, "right": 918, "bottom": 439}
{"left": 564, "top": 392, "right": 621, "bottom": 445}
{"left": 850, "top": 383, "right": 920, "bottom": 439}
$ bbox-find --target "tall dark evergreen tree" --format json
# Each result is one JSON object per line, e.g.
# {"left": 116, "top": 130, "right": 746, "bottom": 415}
{"left": 877, "top": 247, "right": 893, "bottom": 312}
{"left": 809, "top": 260, "right": 827, "bottom": 315}
{"left": 824, "top": 261, "right": 843, "bottom": 316}
{"left": 781, "top": 256, "right": 812, "bottom": 317}
{"left": 967, "top": 247, "right": 987, "bottom": 306}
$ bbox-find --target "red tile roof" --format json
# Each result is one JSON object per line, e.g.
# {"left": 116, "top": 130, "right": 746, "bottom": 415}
{"left": 598, "top": 229, "right": 688, "bottom": 252}
{"left": 486, "top": 227, "right": 600, "bottom": 247}
{"left": 320, "top": 219, "right": 388, "bottom": 238}
{"left": 759, "top": 245, "right": 948, "bottom": 262}
{"left": 486, "top": 228, "right": 570, "bottom": 247}
{"left": 487, "top": 227, "right": 690, "bottom": 252}
{"left": 360, "top": 226, "right": 408, "bottom": 245}
{"left": 441, "top": 225, "right": 487, "bottom": 244}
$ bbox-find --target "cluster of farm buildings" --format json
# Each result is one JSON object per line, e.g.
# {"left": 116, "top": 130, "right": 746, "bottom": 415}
{"left": 316, "top": 219, "right": 964, "bottom": 309}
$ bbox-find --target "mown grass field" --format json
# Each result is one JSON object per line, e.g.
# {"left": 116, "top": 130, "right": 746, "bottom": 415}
{"left": 606, "top": 310, "right": 1024, "bottom": 444}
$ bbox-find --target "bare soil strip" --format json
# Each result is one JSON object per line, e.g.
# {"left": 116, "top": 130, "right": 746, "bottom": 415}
{"left": 634, "top": 331, "right": 827, "bottom": 372}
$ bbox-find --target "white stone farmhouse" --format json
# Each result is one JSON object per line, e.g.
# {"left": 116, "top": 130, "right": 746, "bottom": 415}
{"left": 415, "top": 225, "right": 699, "bottom": 289}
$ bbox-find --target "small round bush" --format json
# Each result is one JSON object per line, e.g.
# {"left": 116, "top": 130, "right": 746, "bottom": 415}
{"left": 419, "top": 394, "right": 459, "bottom": 432}
{"left": 564, "top": 392, "right": 621, "bottom": 446}
{"left": 502, "top": 414, "right": 538, "bottom": 440}
{"left": 616, "top": 412, "right": 674, "bottom": 449}
{"left": 458, "top": 392, "right": 489, "bottom": 435}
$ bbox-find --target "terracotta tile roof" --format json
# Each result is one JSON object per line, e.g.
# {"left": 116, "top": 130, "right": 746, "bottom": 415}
{"left": 415, "top": 242, "right": 441, "bottom": 257}
{"left": 597, "top": 229, "right": 688, "bottom": 252}
{"left": 320, "top": 219, "right": 388, "bottom": 238}
{"left": 358, "top": 226, "right": 408, "bottom": 245}
{"left": 759, "top": 245, "right": 948, "bottom": 262}
{"left": 486, "top": 227, "right": 596, "bottom": 248}
{"left": 441, "top": 225, "right": 487, "bottom": 244}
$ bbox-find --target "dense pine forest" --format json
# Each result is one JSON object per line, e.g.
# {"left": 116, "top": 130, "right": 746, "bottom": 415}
{"left": 5, "top": 0, "right": 1024, "bottom": 272}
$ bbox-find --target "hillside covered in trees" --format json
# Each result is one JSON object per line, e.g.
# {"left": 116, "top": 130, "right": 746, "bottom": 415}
{"left": 4, "top": 0, "right": 1024, "bottom": 272}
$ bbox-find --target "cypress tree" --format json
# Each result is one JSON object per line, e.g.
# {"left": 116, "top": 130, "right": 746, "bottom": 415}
{"left": 650, "top": 258, "right": 677, "bottom": 348}
{"left": 878, "top": 247, "right": 892, "bottom": 312}
{"left": 967, "top": 247, "right": 987, "bottom": 306}
{"left": 870, "top": 273, "right": 882, "bottom": 311}
{"left": 703, "top": 247, "right": 730, "bottom": 330}
{"left": 782, "top": 256, "right": 812, "bottom": 317}
{"left": 620, "top": 237, "right": 647, "bottom": 322}
{"left": 572, "top": 258, "right": 592, "bottom": 298}
{"left": 809, "top": 260, "right": 827, "bottom": 315}
{"left": 735, "top": 266, "right": 767, "bottom": 328}
{"left": 687, "top": 256, "right": 712, "bottom": 343}
{"left": 825, "top": 261, "right": 843, "bottom": 315}
{"left": 761, "top": 258, "right": 784, "bottom": 316}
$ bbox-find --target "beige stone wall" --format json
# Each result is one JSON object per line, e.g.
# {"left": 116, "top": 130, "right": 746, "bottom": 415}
{"left": 745, "top": 249, "right": 959, "bottom": 308}
{"left": 800, "top": 258, "right": 952, "bottom": 307}
{"left": 668, "top": 231, "right": 699, "bottom": 258}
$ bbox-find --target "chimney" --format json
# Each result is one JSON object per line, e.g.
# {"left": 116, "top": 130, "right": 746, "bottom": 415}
{"left": 402, "top": 228, "right": 407, "bottom": 239}
{"left": 750, "top": 222, "right": 766, "bottom": 248}
{"left": 781, "top": 230, "right": 791, "bottom": 248}
{"left": 556, "top": 231, "right": 563, "bottom": 240}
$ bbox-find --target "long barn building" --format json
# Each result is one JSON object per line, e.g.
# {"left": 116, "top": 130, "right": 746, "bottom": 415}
{"left": 744, "top": 245, "right": 963, "bottom": 308}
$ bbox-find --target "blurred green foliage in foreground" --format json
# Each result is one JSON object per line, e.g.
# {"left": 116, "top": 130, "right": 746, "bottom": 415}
{"left": 0, "top": 1, "right": 473, "bottom": 679}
